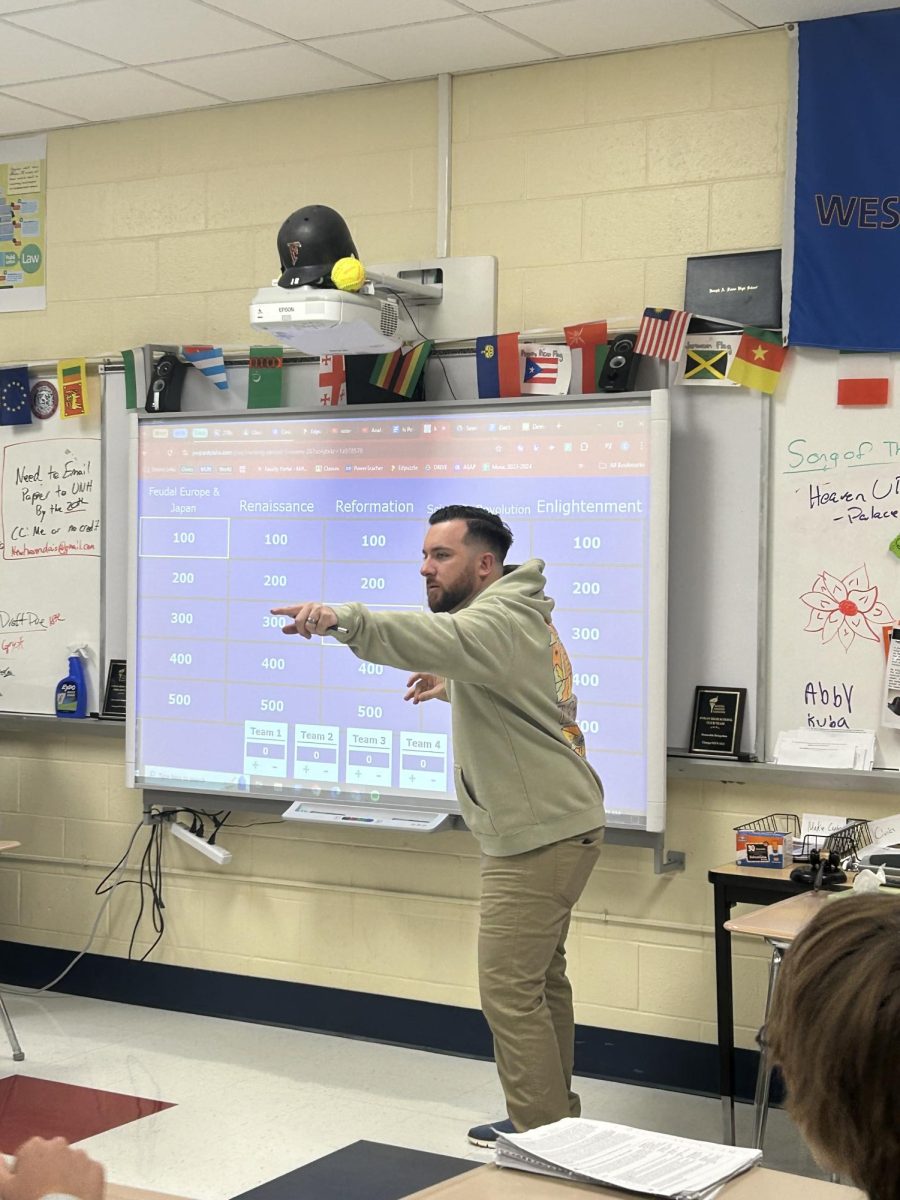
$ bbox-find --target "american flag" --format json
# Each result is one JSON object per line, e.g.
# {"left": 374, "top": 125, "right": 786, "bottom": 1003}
{"left": 634, "top": 308, "right": 692, "bottom": 362}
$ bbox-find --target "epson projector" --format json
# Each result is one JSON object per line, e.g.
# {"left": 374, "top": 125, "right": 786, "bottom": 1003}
{"left": 249, "top": 257, "right": 499, "bottom": 355}
{"left": 249, "top": 286, "right": 419, "bottom": 355}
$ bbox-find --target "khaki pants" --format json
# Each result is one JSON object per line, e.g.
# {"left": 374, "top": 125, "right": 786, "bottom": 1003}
{"left": 478, "top": 828, "right": 603, "bottom": 1131}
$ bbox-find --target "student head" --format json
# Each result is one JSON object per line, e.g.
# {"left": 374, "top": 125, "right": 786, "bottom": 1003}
{"left": 422, "top": 506, "right": 513, "bottom": 613}
{"left": 766, "top": 895, "right": 900, "bottom": 1200}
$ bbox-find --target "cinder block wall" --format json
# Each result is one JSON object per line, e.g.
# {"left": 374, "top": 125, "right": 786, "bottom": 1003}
{"left": 3, "top": 29, "right": 876, "bottom": 1056}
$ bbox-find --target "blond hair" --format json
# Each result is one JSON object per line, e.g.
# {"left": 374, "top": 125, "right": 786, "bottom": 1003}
{"left": 766, "top": 895, "right": 900, "bottom": 1200}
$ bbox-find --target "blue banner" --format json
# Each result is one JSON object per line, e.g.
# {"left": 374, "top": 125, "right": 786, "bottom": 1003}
{"left": 788, "top": 10, "right": 900, "bottom": 350}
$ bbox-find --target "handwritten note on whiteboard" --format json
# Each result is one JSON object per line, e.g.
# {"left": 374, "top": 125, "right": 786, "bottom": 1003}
{"left": 0, "top": 430, "right": 101, "bottom": 714}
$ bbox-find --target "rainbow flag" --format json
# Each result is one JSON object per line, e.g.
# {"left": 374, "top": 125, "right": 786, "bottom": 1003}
{"left": 392, "top": 340, "right": 433, "bottom": 398}
{"left": 369, "top": 350, "right": 401, "bottom": 390}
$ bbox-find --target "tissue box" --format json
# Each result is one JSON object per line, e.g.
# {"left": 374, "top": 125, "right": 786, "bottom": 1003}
{"left": 736, "top": 829, "right": 793, "bottom": 868}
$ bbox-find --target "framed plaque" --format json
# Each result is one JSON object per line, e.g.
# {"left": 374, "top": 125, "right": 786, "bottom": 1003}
{"left": 689, "top": 686, "right": 746, "bottom": 757}
{"left": 101, "top": 659, "right": 127, "bottom": 720}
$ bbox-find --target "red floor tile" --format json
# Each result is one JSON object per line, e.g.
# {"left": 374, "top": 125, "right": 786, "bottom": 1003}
{"left": 0, "top": 1075, "right": 174, "bottom": 1153}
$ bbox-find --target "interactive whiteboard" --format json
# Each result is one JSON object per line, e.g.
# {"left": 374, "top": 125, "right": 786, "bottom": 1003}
{"left": 128, "top": 394, "right": 670, "bottom": 830}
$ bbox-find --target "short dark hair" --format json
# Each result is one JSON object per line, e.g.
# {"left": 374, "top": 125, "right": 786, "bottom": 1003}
{"left": 766, "top": 894, "right": 900, "bottom": 1200}
{"left": 428, "top": 505, "right": 513, "bottom": 562}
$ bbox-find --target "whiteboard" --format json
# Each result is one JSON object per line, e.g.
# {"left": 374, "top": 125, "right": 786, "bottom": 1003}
{"left": 127, "top": 392, "right": 671, "bottom": 832}
{"left": 666, "top": 384, "right": 768, "bottom": 757}
{"left": 106, "top": 351, "right": 767, "bottom": 777}
{"left": 0, "top": 379, "right": 102, "bottom": 714}
{"left": 768, "top": 348, "right": 900, "bottom": 765}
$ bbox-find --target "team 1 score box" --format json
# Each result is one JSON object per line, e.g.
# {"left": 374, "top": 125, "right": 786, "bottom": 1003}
{"left": 735, "top": 829, "right": 793, "bottom": 868}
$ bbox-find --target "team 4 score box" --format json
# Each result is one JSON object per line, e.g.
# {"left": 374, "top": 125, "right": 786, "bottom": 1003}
{"left": 735, "top": 829, "right": 793, "bottom": 868}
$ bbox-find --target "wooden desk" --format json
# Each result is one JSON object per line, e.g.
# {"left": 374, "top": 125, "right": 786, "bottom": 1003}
{"left": 725, "top": 891, "right": 838, "bottom": 1148}
{"left": 404, "top": 1164, "right": 863, "bottom": 1200}
{"left": 708, "top": 863, "right": 811, "bottom": 1144}
{"left": 724, "top": 889, "right": 835, "bottom": 942}
{"left": 108, "top": 1186, "right": 188, "bottom": 1200}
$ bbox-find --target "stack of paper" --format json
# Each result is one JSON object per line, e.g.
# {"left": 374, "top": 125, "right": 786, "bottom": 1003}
{"left": 773, "top": 729, "right": 875, "bottom": 770}
{"left": 495, "top": 1118, "right": 761, "bottom": 1199}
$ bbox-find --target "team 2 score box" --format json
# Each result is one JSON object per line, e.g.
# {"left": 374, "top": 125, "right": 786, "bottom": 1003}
{"left": 735, "top": 829, "right": 793, "bottom": 869}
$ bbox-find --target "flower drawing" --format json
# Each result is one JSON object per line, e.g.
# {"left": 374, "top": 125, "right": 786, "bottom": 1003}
{"left": 800, "top": 566, "right": 894, "bottom": 651}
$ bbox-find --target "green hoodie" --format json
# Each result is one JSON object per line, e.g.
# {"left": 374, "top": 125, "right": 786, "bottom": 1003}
{"left": 331, "top": 558, "right": 605, "bottom": 855}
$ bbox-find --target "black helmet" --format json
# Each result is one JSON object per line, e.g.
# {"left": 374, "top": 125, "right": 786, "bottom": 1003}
{"left": 276, "top": 205, "right": 359, "bottom": 289}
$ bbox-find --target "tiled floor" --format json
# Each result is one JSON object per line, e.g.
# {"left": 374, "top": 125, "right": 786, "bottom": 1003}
{"left": 0, "top": 989, "right": 823, "bottom": 1200}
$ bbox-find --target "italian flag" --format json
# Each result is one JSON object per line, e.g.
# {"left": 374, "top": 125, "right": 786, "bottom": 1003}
{"left": 726, "top": 328, "right": 787, "bottom": 394}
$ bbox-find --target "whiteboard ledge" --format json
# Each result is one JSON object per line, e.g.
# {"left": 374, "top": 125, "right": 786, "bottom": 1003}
{"left": 668, "top": 752, "right": 900, "bottom": 795}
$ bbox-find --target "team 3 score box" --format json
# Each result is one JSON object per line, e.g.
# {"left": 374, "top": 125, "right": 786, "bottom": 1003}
{"left": 735, "top": 829, "right": 793, "bottom": 869}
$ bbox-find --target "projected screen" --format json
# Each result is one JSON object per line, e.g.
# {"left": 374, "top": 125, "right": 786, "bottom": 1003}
{"left": 131, "top": 398, "right": 667, "bottom": 828}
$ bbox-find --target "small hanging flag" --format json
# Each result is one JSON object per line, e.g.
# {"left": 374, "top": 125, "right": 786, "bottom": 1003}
{"left": 248, "top": 346, "right": 284, "bottom": 409}
{"left": 520, "top": 343, "right": 571, "bottom": 395}
{"left": 674, "top": 334, "right": 741, "bottom": 387}
{"left": 635, "top": 308, "right": 692, "bottom": 363}
{"left": 369, "top": 349, "right": 402, "bottom": 391}
{"left": 318, "top": 353, "right": 346, "bottom": 406}
{"left": 476, "top": 332, "right": 520, "bottom": 398}
{"left": 182, "top": 345, "right": 229, "bottom": 390}
{"left": 121, "top": 346, "right": 150, "bottom": 411}
{"left": 726, "top": 327, "right": 787, "bottom": 394}
{"left": 0, "top": 365, "right": 31, "bottom": 425}
{"left": 564, "top": 321, "right": 608, "bottom": 394}
{"left": 58, "top": 358, "right": 88, "bottom": 417}
{"left": 392, "top": 340, "right": 433, "bottom": 398}
{"left": 837, "top": 351, "right": 890, "bottom": 407}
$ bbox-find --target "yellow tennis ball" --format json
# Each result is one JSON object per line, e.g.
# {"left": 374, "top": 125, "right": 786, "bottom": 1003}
{"left": 331, "top": 256, "right": 366, "bottom": 292}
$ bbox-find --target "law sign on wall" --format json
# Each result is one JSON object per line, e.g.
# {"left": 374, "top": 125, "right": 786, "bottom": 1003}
{"left": 0, "top": 133, "right": 46, "bottom": 314}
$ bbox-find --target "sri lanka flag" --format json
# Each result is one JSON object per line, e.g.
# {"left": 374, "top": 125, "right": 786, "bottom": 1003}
{"left": 476, "top": 332, "right": 520, "bottom": 398}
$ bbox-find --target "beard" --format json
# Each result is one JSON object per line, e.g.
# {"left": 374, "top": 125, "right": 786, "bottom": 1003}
{"left": 426, "top": 570, "right": 476, "bottom": 613}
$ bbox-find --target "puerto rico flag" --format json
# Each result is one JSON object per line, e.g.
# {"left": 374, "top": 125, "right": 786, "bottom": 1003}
{"left": 634, "top": 307, "right": 692, "bottom": 362}
{"left": 520, "top": 343, "right": 571, "bottom": 395}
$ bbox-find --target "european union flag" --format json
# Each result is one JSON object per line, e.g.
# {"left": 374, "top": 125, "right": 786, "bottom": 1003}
{"left": 0, "top": 366, "right": 31, "bottom": 425}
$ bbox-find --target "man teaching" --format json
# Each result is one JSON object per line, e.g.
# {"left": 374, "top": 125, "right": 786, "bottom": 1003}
{"left": 272, "top": 504, "right": 605, "bottom": 1146}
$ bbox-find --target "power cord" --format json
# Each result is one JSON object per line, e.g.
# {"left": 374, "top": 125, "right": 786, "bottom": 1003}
{"left": 380, "top": 285, "right": 460, "bottom": 403}
{"left": 0, "top": 816, "right": 145, "bottom": 997}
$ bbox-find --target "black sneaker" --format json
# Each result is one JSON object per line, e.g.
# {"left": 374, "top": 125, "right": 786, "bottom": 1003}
{"left": 467, "top": 1117, "right": 515, "bottom": 1147}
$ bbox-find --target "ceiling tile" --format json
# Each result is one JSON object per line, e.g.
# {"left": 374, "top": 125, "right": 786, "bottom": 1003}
{"left": 4, "top": 69, "right": 223, "bottom": 121}
{"left": 0, "top": 0, "right": 79, "bottom": 9}
{"left": 722, "top": 0, "right": 900, "bottom": 23}
{"left": 0, "top": 92, "right": 82, "bottom": 136}
{"left": 204, "top": 0, "right": 462, "bottom": 39}
{"left": 6, "top": 0, "right": 284, "bottom": 66}
{"left": 148, "top": 43, "right": 382, "bottom": 102}
{"left": 458, "top": 0, "right": 561, "bottom": 8}
{"left": 494, "top": 0, "right": 750, "bottom": 55}
{"left": 310, "top": 16, "right": 554, "bottom": 80}
{"left": 0, "top": 22, "right": 120, "bottom": 85}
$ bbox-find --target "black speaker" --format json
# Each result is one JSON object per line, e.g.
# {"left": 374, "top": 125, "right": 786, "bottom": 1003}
{"left": 146, "top": 353, "right": 187, "bottom": 412}
{"left": 598, "top": 333, "right": 637, "bottom": 393}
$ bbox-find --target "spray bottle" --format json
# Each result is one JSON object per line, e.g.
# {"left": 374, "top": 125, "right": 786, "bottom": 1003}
{"left": 55, "top": 645, "right": 88, "bottom": 718}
